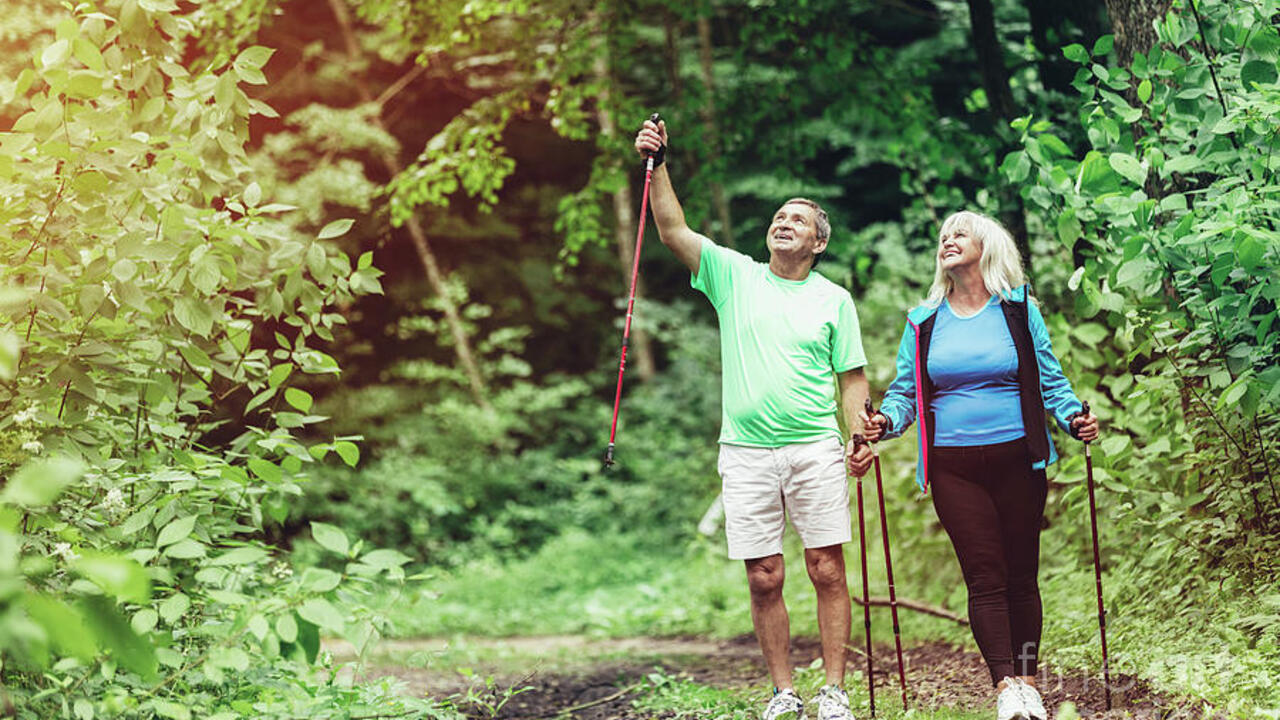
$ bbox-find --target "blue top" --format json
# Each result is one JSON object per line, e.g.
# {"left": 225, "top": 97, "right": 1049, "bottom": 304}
{"left": 878, "top": 284, "right": 1084, "bottom": 491}
{"left": 930, "top": 297, "right": 1025, "bottom": 446}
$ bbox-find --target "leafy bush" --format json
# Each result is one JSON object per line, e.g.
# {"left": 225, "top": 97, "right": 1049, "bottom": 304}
{"left": 0, "top": 4, "right": 444, "bottom": 717}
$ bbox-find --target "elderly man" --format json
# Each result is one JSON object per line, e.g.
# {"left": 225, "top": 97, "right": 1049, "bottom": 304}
{"left": 635, "top": 117, "right": 874, "bottom": 720}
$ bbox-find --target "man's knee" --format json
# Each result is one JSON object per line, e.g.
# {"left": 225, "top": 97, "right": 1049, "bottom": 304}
{"left": 746, "top": 556, "right": 785, "bottom": 599}
{"left": 804, "top": 546, "right": 846, "bottom": 589}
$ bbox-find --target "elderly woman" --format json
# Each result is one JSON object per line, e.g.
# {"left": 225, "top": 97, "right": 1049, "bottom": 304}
{"left": 863, "top": 211, "right": 1099, "bottom": 720}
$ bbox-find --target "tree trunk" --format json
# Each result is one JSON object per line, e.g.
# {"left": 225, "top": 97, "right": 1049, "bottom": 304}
{"left": 1025, "top": 0, "right": 1109, "bottom": 94}
{"left": 965, "top": 0, "right": 1032, "bottom": 269}
{"left": 697, "top": 13, "right": 735, "bottom": 248}
{"left": 965, "top": 0, "right": 1017, "bottom": 121}
{"left": 1104, "top": 0, "right": 1173, "bottom": 66}
{"left": 327, "top": 0, "right": 491, "bottom": 410}
{"left": 663, "top": 10, "right": 683, "bottom": 105}
{"left": 594, "top": 53, "right": 657, "bottom": 382}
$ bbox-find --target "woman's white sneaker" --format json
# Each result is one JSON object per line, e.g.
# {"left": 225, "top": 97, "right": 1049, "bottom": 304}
{"left": 1014, "top": 678, "right": 1048, "bottom": 720}
{"left": 814, "top": 685, "right": 854, "bottom": 720}
{"left": 996, "top": 677, "right": 1030, "bottom": 720}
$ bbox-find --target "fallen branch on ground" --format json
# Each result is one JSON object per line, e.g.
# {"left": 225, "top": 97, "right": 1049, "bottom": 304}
{"left": 853, "top": 596, "right": 968, "bottom": 625}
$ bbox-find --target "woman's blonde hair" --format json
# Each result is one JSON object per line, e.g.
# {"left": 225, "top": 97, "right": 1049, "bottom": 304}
{"left": 924, "top": 210, "right": 1026, "bottom": 307}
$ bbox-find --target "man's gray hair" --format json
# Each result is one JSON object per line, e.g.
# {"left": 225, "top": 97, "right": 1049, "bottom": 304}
{"left": 783, "top": 197, "right": 830, "bottom": 242}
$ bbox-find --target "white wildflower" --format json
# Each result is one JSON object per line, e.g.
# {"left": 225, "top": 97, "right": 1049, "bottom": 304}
{"left": 12, "top": 404, "right": 38, "bottom": 425}
{"left": 271, "top": 561, "right": 293, "bottom": 579}
{"left": 53, "top": 543, "right": 79, "bottom": 562}
{"left": 20, "top": 440, "right": 43, "bottom": 454}
{"left": 102, "top": 487, "right": 127, "bottom": 515}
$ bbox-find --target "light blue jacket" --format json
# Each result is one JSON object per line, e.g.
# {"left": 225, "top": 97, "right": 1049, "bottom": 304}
{"left": 878, "top": 284, "right": 1083, "bottom": 492}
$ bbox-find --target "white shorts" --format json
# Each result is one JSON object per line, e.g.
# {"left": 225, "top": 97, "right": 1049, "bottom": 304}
{"left": 718, "top": 436, "right": 852, "bottom": 560}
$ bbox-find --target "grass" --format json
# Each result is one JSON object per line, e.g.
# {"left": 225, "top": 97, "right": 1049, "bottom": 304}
{"left": 375, "top": 502, "right": 1279, "bottom": 718}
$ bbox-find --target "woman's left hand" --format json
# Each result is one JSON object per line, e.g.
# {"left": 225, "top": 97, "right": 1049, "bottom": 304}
{"left": 1072, "top": 412, "right": 1099, "bottom": 442}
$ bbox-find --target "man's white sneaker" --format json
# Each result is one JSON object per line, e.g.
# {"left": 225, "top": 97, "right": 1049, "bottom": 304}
{"left": 996, "top": 677, "right": 1029, "bottom": 720}
{"left": 814, "top": 685, "right": 854, "bottom": 720}
{"left": 1014, "top": 678, "right": 1048, "bottom": 720}
{"left": 763, "top": 688, "right": 806, "bottom": 720}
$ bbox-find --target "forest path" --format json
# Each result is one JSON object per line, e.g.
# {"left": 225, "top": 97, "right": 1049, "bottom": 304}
{"left": 328, "top": 635, "right": 1192, "bottom": 719}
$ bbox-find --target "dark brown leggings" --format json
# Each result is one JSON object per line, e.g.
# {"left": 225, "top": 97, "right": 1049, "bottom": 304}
{"left": 930, "top": 438, "right": 1047, "bottom": 685}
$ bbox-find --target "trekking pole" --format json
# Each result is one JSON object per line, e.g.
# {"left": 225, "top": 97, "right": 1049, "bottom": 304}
{"left": 1081, "top": 400, "right": 1113, "bottom": 710}
{"left": 850, "top": 433, "right": 877, "bottom": 717}
{"left": 604, "top": 112, "right": 661, "bottom": 467}
{"left": 866, "top": 398, "right": 909, "bottom": 710}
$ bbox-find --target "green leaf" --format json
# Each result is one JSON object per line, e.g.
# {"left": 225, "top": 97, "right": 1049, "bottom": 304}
{"left": 1236, "top": 234, "right": 1266, "bottom": 269}
{"left": 301, "top": 567, "right": 342, "bottom": 592}
{"left": 42, "top": 39, "right": 71, "bottom": 69}
{"left": 360, "top": 548, "right": 412, "bottom": 569}
{"left": 248, "top": 457, "right": 282, "bottom": 482}
{"left": 318, "top": 218, "right": 354, "bottom": 239}
{"left": 24, "top": 594, "right": 95, "bottom": 660}
{"left": 285, "top": 387, "right": 313, "bottom": 413}
{"left": 1063, "top": 43, "right": 1089, "bottom": 64}
{"left": 1078, "top": 151, "right": 1120, "bottom": 194}
{"left": 244, "top": 181, "right": 262, "bottom": 208}
{"left": 357, "top": 251, "right": 373, "bottom": 269}
{"left": 3, "top": 456, "right": 85, "bottom": 506}
{"left": 1072, "top": 323, "right": 1110, "bottom": 345}
{"left": 209, "top": 546, "right": 269, "bottom": 566}
{"left": 1092, "top": 35, "right": 1115, "bottom": 56}
{"left": 163, "top": 538, "right": 206, "bottom": 559}
{"left": 155, "top": 515, "right": 196, "bottom": 547}
{"left": 334, "top": 440, "right": 360, "bottom": 467}
{"left": 1241, "top": 59, "right": 1278, "bottom": 87}
{"left": 80, "top": 595, "right": 157, "bottom": 681}
{"left": 1037, "top": 133, "right": 1071, "bottom": 157}
{"left": 131, "top": 608, "right": 159, "bottom": 634}
{"left": 173, "top": 297, "right": 214, "bottom": 337}
{"left": 1116, "top": 257, "right": 1159, "bottom": 290}
{"left": 159, "top": 593, "right": 190, "bottom": 624}
{"left": 297, "top": 598, "right": 345, "bottom": 633}
{"left": 73, "top": 38, "right": 105, "bottom": 72}
{"left": 268, "top": 363, "right": 293, "bottom": 387}
{"left": 1137, "top": 78, "right": 1153, "bottom": 103}
{"left": 1108, "top": 152, "right": 1147, "bottom": 186}
{"left": 1057, "top": 210, "right": 1082, "bottom": 247}
{"left": 235, "top": 45, "right": 275, "bottom": 70}
{"left": 310, "top": 521, "right": 349, "bottom": 555}
{"left": 152, "top": 700, "right": 191, "bottom": 720}
{"left": 74, "top": 552, "right": 151, "bottom": 603}
{"left": 276, "top": 613, "right": 298, "bottom": 643}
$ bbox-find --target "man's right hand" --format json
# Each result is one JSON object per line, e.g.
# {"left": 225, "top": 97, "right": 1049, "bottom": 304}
{"left": 635, "top": 118, "right": 667, "bottom": 159}
{"left": 860, "top": 410, "right": 889, "bottom": 444}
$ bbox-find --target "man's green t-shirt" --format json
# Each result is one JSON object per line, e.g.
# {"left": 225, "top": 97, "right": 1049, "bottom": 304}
{"left": 691, "top": 235, "right": 867, "bottom": 447}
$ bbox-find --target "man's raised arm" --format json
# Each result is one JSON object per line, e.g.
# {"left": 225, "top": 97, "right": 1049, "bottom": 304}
{"left": 634, "top": 118, "right": 703, "bottom": 275}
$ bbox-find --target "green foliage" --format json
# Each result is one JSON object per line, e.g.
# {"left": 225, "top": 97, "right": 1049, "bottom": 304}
{"left": 0, "top": 3, "right": 444, "bottom": 717}
{"left": 1001, "top": 1, "right": 1280, "bottom": 587}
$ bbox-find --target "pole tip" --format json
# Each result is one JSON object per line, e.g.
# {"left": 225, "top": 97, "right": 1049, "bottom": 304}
{"left": 603, "top": 444, "right": 616, "bottom": 467}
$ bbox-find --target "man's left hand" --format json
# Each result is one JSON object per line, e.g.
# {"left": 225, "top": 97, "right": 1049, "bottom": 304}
{"left": 846, "top": 440, "right": 873, "bottom": 478}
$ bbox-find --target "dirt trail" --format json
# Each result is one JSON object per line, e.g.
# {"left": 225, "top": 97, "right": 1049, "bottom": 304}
{"left": 328, "top": 635, "right": 1200, "bottom": 720}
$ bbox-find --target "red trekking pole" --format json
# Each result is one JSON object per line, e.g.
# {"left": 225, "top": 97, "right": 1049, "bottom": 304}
{"left": 851, "top": 433, "right": 877, "bottom": 717}
{"left": 1081, "top": 400, "right": 1112, "bottom": 709}
{"left": 604, "top": 113, "right": 661, "bottom": 467}
{"left": 866, "top": 398, "right": 908, "bottom": 710}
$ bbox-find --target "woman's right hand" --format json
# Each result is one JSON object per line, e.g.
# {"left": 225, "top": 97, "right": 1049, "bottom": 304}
{"left": 860, "top": 410, "right": 888, "bottom": 443}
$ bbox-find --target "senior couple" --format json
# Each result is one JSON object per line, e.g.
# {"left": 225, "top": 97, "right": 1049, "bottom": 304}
{"left": 633, "top": 119, "right": 1100, "bottom": 720}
